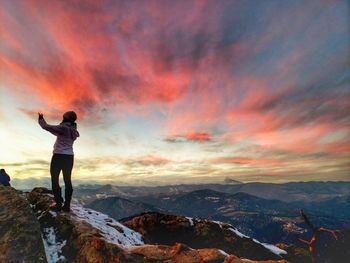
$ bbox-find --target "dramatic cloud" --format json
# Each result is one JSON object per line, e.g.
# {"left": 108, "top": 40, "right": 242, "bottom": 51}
{"left": 1, "top": 0, "right": 349, "bottom": 184}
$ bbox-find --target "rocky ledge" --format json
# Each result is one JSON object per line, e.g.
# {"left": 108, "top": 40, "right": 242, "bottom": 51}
{"left": 1, "top": 186, "right": 290, "bottom": 262}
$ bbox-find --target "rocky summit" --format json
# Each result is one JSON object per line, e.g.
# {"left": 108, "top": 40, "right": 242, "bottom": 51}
{"left": 0, "top": 186, "right": 291, "bottom": 262}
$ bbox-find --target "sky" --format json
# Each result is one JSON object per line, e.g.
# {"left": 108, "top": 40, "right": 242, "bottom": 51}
{"left": 1, "top": 0, "right": 349, "bottom": 187}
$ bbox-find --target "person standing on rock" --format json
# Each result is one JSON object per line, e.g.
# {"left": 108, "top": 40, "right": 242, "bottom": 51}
{"left": 0, "top": 168, "right": 11, "bottom": 187}
{"left": 38, "top": 111, "right": 80, "bottom": 212}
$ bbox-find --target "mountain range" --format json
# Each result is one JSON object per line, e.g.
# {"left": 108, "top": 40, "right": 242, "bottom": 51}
{"left": 79, "top": 183, "right": 350, "bottom": 246}
{"left": 73, "top": 181, "right": 350, "bottom": 203}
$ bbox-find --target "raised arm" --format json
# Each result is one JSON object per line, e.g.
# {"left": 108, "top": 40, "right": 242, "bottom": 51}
{"left": 38, "top": 113, "right": 65, "bottom": 136}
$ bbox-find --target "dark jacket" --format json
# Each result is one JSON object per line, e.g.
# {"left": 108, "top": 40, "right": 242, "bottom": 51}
{"left": 0, "top": 172, "right": 11, "bottom": 187}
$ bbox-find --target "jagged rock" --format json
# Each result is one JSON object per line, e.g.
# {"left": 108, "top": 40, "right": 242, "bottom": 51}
{"left": 128, "top": 243, "right": 289, "bottom": 263}
{"left": 0, "top": 186, "right": 47, "bottom": 263}
{"left": 122, "top": 212, "right": 285, "bottom": 261}
{"left": 275, "top": 243, "right": 309, "bottom": 263}
{"left": 128, "top": 243, "right": 204, "bottom": 262}
{"left": 224, "top": 255, "right": 288, "bottom": 263}
{"left": 197, "top": 247, "right": 228, "bottom": 262}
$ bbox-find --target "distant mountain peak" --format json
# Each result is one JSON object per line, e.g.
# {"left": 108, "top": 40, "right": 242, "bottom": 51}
{"left": 232, "top": 191, "right": 260, "bottom": 199}
{"left": 86, "top": 195, "right": 161, "bottom": 220}
{"left": 224, "top": 177, "right": 242, "bottom": 184}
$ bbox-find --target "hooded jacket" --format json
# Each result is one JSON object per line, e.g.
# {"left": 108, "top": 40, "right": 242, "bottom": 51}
{"left": 0, "top": 172, "right": 10, "bottom": 187}
{"left": 39, "top": 118, "right": 80, "bottom": 155}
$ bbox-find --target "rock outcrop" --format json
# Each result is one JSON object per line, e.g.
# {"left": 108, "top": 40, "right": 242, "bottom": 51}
{"left": 27, "top": 187, "right": 144, "bottom": 262}
{"left": 121, "top": 212, "right": 286, "bottom": 261}
{"left": 127, "top": 243, "right": 288, "bottom": 263}
{"left": 0, "top": 186, "right": 47, "bottom": 263}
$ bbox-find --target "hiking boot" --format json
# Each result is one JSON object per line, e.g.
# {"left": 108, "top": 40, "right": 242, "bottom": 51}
{"left": 62, "top": 203, "right": 70, "bottom": 212}
{"left": 49, "top": 203, "right": 62, "bottom": 212}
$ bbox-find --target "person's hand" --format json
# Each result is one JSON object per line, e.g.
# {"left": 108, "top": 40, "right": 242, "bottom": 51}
{"left": 38, "top": 112, "right": 44, "bottom": 120}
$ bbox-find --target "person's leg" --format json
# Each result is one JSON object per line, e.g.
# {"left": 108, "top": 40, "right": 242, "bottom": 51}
{"left": 50, "top": 154, "right": 63, "bottom": 207}
{"left": 62, "top": 155, "right": 74, "bottom": 211}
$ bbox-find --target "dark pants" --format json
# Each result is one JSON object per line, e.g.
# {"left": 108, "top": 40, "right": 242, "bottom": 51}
{"left": 50, "top": 154, "right": 74, "bottom": 206}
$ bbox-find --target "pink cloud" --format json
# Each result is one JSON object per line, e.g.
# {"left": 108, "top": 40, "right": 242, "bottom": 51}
{"left": 166, "top": 131, "right": 212, "bottom": 143}
{"left": 210, "top": 157, "right": 279, "bottom": 165}
{"left": 1, "top": 0, "right": 349, "bottom": 182}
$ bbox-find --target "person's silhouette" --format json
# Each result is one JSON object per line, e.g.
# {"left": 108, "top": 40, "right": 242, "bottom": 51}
{"left": 38, "top": 111, "right": 80, "bottom": 212}
{"left": 0, "top": 168, "right": 11, "bottom": 187}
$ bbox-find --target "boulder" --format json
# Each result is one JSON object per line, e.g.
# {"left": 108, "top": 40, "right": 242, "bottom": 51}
{"left": 0, "top": 185, "right": 47, "bottom": 263}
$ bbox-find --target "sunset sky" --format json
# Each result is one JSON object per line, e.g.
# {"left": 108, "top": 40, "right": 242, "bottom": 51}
{"left": 1, "top": 0, "right": 349, "bottom": 188}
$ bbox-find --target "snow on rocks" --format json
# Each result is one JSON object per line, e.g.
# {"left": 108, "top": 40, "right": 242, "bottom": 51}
{"left": 228, "top": 227, "right": 250, "bottom": 239}
{"left": 228, "top": 226, "right": 287, "bottom": 256}
{"left": 70, "top": 203, "right": 144, "bottom": 247}
{"left": 186, "top": 216, "right": 195, "bottom": 226}
{"left": 252, "top": 239, "right": 287, "bottom": 256}
{"left": 217, "top": 220, "right": 287, "bottom": 256}
{"left": 182, "top": 217, "right": 287, "bottom": 257}
{"left": 41, "top": 227, "right": 66, "bottom": 263}
{"left": 218, "top": 249, "right": 229, "bottom": 256}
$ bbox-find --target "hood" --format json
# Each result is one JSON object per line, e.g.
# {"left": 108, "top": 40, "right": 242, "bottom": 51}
{"left": 62, "top": 122, "right": 80, "bottom": 140}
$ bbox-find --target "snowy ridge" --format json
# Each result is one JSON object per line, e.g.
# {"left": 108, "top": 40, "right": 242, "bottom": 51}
{"left": 214, "top": 220, "right": 287, "bottom": 256}
{"left": 71, "top": 204, "right": 144, "bottom": 247}
{"left": 228, "top": 227, "right": 250, "bottom": 239}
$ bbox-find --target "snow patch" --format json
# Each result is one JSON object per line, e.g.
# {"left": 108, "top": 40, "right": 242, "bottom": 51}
{"left": 95, "top": 194, "right": 114, "bottom": 199}
{"left": 42, "top": 227, "right": 66, "bottom": 263}
{"left": 49, "top": 211, "right": 57, "bottom": 217}
{"left": 228, "top": 227, "right": 250, "bottom": 238}
{"left": 96, "top": 193, "right": 108, "bottom": 199}
{"left": 252, "top": 239, "right": 287, "bottom": 256}
{"left": 186, "top": 217, "right": 194, "bottom": 226}
{"left": 71, "top": 204, "right": 144, "bottom": 247}
{"left": 205, "top": 197, "right": 220, "bottom": 202}
{"left": 225, "top": 224, "right": 287, "bottom": 256}
{"left": 218, "top": 249, "right": 229, "bottom": 256}
{"left": 212, "top": 220, "right": 225, "bottom": 227}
